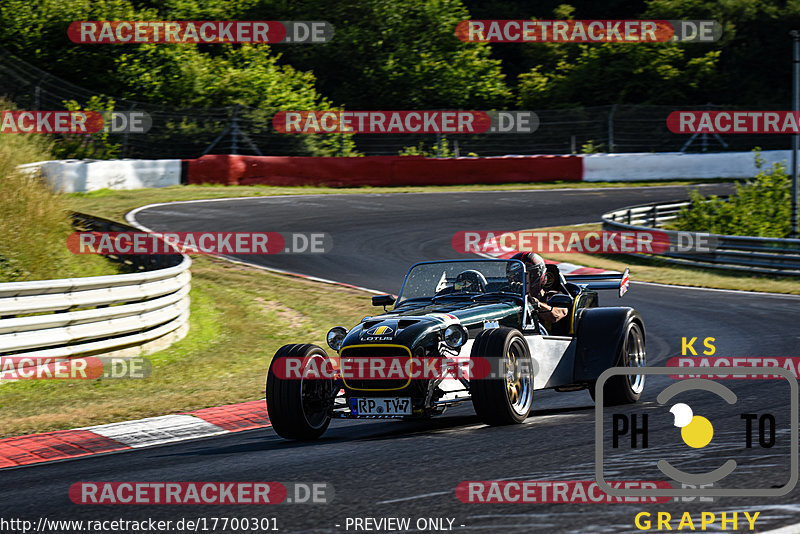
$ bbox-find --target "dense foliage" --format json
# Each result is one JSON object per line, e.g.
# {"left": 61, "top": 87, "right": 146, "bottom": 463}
{"left": 671, "top": 154, "right": 793, "bottom": 238}
{"left": 2, "top": 0, "right": 797, "bottom": 110}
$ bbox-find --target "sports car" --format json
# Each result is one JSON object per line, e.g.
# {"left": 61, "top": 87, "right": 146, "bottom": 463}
{"left": 265, "top": 258, "right": 646, "bottom": 440}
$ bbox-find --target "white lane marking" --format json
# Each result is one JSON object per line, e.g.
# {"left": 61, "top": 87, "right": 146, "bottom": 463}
{"left": 127, "top": 186, "right": 797, "bottom": 301}
{"left": 82, "top": 414, "right": 228, "bottom": 448}
{"left": 631, "top": 280, "right": 800, "bottom": 299}
{"left": 126, "top": 183, "right": 726, "bottom": 220}
{"left": 730, "top": 506, "right": 800, "bottom": 534}
{"left": 217, "top": 256, "right": 387, "bottom": 295}
{"left": 128, "top": 205, "right": 388, "bottom": 295}
{"left": 376, "top": 490, "right": 451, "bottom": 504}
{"left": 759, "top": 521, "right": 800, "bottom": 534}
{"left": 125, "top": 183, "right": 730, "bottom": 228}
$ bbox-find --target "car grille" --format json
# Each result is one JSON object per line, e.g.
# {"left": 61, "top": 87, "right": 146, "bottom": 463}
{"left": 340, "top": 345, "right": 412, "bottom": 391}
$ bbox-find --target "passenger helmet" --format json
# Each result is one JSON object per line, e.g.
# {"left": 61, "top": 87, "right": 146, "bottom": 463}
{"left": 510, "top": 252, "right": 547, "bottom": 294}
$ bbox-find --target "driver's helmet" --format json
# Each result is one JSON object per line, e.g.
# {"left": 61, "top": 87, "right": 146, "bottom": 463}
{"left": 453, "top": 269, "right": 487, "bottom": 293}
{"left": 510, "top": 252, "right": 547, "bottom": 295}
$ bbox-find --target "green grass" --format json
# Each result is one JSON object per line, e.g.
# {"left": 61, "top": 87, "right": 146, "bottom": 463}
{"left": 0, "top": 119, "right": 119, "bottom": 282}
{"left": 0, "top": 256, "right": 372, "bottom": 437}
{"left": 528, "top": 223, "right": 800, "bottom": 295}
{"left": 65, "top": 179, "right": 736, "bottom": 221}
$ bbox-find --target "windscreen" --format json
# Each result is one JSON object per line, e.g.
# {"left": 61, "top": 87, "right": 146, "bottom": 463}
{"left": 397, "top": 260, "right": 524, "bottom": 304}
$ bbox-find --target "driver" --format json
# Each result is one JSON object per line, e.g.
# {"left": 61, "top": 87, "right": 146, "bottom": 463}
{"left": 453, "top": 269, "right": 487, "bottom": 293}
{"left": 510, "top": 252, "right": 568, "bottom": 327}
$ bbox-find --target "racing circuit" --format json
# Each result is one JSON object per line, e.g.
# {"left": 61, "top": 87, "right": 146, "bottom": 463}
{"left": 3, "top": 184, "right": 800, "bottom": 533}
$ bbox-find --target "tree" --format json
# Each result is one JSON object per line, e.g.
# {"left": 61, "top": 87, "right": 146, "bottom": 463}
{"left": 265, "top": 0, "right": 512, "bottom": 109}
{"left": 517, "top": 41, "right": 720, "bottom": 108}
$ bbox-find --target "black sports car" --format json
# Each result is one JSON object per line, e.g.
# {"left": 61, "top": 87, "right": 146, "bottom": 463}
{"left": 266, "top": 258, "right": 646, "bottom": 440}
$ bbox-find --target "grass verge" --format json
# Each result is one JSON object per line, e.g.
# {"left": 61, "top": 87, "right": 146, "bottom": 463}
{"left": 0, "top": 256, "right": 372, "bottom": 437}
{"left": 0, "top": 122, "right": 118, "bottom": 282}
{"left": 534, "top": 223, "right": 800, "bottom": 295}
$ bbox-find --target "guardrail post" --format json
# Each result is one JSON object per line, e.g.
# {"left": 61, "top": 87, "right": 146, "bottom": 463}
{"left": 608, "top": 104, "right": 617, "bottom": 153}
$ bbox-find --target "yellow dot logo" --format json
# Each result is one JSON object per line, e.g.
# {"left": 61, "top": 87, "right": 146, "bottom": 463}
{"left": 670, "top": 403, "right": 714, "bottom": 448}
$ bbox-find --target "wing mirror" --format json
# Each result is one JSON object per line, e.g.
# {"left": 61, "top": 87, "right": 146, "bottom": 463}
{"left": 372, "top": 294, "right": 396, "bottom": 309}
{"left": 547, "top": 294, "right": 572, "bottom": 308}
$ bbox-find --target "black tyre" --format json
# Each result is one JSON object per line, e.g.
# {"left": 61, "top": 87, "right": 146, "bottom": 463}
{"left": 266, "top": 344, "right": 335, "bottom": 440}
{"left": 590, "top": 320, "right": 646, "bottom": 405}
{"left": 470, "top": 328, "right": 534, "bottom": 425}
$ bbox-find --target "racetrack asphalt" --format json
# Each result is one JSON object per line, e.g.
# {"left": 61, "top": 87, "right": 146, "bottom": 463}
{"left": 4, "top": 184, "right": 800, "bottom": 534}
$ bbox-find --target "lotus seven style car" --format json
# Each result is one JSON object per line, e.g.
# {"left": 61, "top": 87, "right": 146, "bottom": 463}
{"left": 266, "top": 259, "right": 646, "bottom": 440}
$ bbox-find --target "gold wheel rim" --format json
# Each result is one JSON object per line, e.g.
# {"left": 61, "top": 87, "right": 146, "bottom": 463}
{"left": 506, "top": 349, "right": 521, "bottom": 404}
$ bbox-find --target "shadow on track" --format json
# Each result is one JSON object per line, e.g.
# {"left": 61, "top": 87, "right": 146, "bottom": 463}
{"left": 153, "top": 403, "right": 596, "bottom": 458}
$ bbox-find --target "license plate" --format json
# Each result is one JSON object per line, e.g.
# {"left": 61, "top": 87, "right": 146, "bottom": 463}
{"left": 349, "top": 397, "right": 411, "bottom": 416}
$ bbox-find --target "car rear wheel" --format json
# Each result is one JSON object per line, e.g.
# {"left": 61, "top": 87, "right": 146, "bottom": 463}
{"left": 470, "top": 328, "right": 534, "bottom": 425}
{"left": 590, "top": 320, "right": 646, "bottom": 405}
{"left": 266, "top": 344, "right": 335, "bottom": 440}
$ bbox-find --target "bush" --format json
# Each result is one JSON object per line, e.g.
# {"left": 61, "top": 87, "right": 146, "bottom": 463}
{"left": 671, "top": 154, "right": 792, "bottom": 238}
{"left": 399, "top": 136, "right": 469, "bottom": 157}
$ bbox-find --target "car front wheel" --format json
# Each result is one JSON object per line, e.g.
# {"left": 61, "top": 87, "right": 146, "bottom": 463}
{"left": 470, "top": 327, "right": 534, "bottom": 425}
{"left": 266, "top": 344, "right": 335, "bottom": 440}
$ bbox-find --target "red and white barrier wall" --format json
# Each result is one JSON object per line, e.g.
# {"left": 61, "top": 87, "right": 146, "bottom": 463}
{"left": 183, "top": 154, "right": 582, "bottom": 187}
{"left": 23, "top": 150, "right": 792, "bottom": 192}
{"left": 185, "top": 150, "right": 793, "bottom": 187}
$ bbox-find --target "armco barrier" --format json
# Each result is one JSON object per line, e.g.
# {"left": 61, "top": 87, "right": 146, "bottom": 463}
{"left": 0, "top": 214, "right": 191, "bottom": 361}
{"left": 603, "top": 201, "right": 800, "bottom": 275}
{"left": 184, "top": 154, "right": 584, "bottom": 187}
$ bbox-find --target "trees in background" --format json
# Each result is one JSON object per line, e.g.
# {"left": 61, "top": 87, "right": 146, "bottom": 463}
{"left": 0, "top": 0, "right": 798, "bottom": 114}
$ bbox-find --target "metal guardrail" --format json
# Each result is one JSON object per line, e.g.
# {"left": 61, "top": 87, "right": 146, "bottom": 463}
{"left": 0, "top": 213, "right": 191, "bottom": 358}
{"left": 602, "top": 200, "right": 800, "bottom": 276}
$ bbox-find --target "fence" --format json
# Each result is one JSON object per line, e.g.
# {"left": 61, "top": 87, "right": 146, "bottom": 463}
{"left": 1, "top": 47, "right": 795, "bottom": 159}
{"left": 602, "top": 202, "right": 800, "bottom": 275}
{"left": 0, "top": 214, "right": 191, "bottom": 360}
